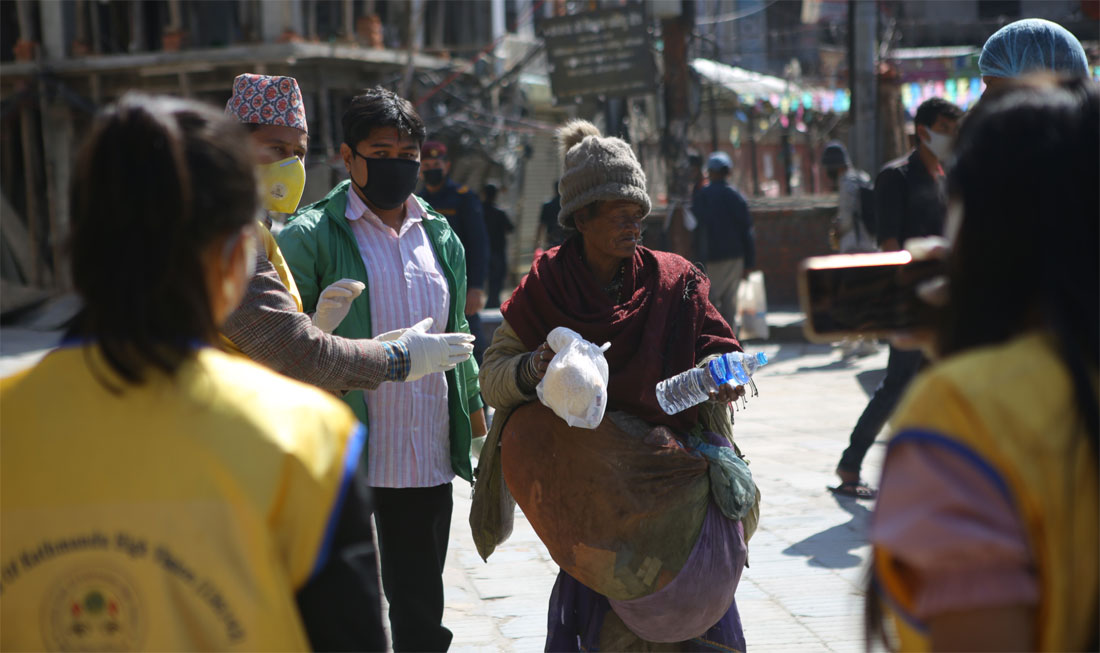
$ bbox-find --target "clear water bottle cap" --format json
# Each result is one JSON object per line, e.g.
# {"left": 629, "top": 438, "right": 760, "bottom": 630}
{"left": 755, "top": 352, "right": 768, "bottom": 366}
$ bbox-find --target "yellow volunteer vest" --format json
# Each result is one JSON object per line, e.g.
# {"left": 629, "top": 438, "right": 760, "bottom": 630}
{"left": 222, "top": 222, "right": 304, "bottom": 355}
{"left": 874, "top": 331, "right": 1099, "bottom": 651}
{"left": 0, "top": 344, "right": 363, "bottom": 651}
{"left": 261, "top": 224, "right": 304, "bottom": 313}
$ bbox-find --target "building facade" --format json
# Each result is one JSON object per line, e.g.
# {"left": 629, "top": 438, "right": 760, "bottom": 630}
{"left": 0, "top": 0, "right": 560, "bottom": 300}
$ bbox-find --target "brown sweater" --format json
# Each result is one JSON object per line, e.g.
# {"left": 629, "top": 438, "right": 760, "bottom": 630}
{"left": 221, "top": 249, "right": 390, "bottom": 393}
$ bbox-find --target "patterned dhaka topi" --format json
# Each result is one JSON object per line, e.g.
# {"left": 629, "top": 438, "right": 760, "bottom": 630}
{"left": 225, "top": 74, "right": 308, "bottom": 133}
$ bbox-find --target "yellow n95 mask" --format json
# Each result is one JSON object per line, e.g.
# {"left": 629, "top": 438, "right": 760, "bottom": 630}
{"left": 258, "top": 156, "right": 306, "bottom": 214}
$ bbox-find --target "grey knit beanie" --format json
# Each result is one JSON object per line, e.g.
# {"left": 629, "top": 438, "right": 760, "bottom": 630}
{"left": 556, "top": 120, "right": 651, "bottom": 228}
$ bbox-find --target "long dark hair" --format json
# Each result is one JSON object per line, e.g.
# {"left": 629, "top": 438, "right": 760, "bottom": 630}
{"left": 68, "top": 94, "right": 258, "bottom": 386}
{"left": 866, "top": 76, "right": 1099, "bottom": 652}
{"left": 939, "top": 76, "right": 1099, "bottom": 444}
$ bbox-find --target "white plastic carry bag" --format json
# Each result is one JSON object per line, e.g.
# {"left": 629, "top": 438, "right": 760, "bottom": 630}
{"left": 737, "top": 270, "right": 770, "bottom": 340}
{"left": 536, "top": 327, "right": 611, "bottom": 429}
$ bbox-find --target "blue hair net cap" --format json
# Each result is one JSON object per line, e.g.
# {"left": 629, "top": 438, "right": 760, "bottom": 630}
{"left": 979, "top": 18, "right": 1088, "bottom": 79}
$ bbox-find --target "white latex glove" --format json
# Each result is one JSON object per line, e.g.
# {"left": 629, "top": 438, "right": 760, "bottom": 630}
{"left": 312, "top": 278, "right": 366, "bottom": 333}
{"left": 373, "top": 326, "right": 406, "bottom": 342}
{"left": 397, "top": 317, "right": 475, "bottom": 382}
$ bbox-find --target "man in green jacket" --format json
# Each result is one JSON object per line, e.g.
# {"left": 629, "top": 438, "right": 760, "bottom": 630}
{"left": 277, "top": 87, "right": 484, "bottom": 652}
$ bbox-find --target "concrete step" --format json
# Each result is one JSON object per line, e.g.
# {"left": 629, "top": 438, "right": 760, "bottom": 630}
{"left": 746, "top": 308, "right": 808, "bottom": 344}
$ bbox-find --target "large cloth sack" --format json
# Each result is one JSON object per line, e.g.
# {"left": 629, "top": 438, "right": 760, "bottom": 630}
{"left": 607, "top": 504, "right": 745, "bottom": 642}
{"left": 501, "top": 402, "right": 710, "bottom": 601}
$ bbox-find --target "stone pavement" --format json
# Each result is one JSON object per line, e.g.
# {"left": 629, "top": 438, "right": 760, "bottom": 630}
{"left": 441, "top": 341, "right": 891, "bottom": 653}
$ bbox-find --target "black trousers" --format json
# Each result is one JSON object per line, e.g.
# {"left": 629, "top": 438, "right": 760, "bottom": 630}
{"left": 487, "top": 257, "right": 506, "bottom": 309}
{"left": 838, "top": 346, "right": 925, "bottom": 475}
{"left": 466, "top": 312, "right": 486, "bottom": 365}
{"left": 372, "top": 483, "right": 454, "bottom": 652}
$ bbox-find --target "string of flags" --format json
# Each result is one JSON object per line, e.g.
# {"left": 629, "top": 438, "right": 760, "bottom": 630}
{"left": 738, "top": 89, "right": 851, "bottom": 114}
{"left": 903, "top": 67, "right": 1099, "bottom": 114}
{"left": 902, "top": 78, "right": 986, "bottom": 112}
{"left": 729, "top": 66, "right": 1099, "bottom": 130}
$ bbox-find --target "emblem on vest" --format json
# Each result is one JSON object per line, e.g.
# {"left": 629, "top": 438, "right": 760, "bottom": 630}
{"left": 43, "top": 566, "right": 146, "bottom": 651}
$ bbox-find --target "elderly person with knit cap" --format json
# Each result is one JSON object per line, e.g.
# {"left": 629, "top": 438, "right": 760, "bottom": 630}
{"left": 476, "top": 121, "right": 754, "bottom": 651}
{"left": 979, "top": 18, "right": 1089, "bottom": 95}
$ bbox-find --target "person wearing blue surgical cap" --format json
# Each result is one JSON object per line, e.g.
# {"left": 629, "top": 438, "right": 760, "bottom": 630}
{"left": 979, "top": 18, "right": 1089, "bottom": 94}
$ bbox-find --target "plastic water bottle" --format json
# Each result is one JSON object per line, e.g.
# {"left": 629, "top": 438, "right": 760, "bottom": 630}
{"left": 656, "top": 352, "right": 769, "bottom": 415}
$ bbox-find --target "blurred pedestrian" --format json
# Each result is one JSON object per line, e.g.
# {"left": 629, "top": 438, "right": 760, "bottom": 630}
{"left": 868, "top": 75, "right": 1097, "bottom": 652}
{"left": 979, "top": 18, "right": 1088, "bottom": 95}
{"left": 536, "top": 179, "right": 566, "bottom": 251}
{"left": 688, "top": 151, "right": 706, "bottom": 192}
{"left": 482, "top": 182, "right": 514, "bottom": 309}
{"left": 277, "top": 87, "right": 483, "bottom": 652}
{"left": 822, "top": 141, "right": 879, "bottom": 359}
{"left": 831, "top": 97, "right": 962, "bottom": 499}
{"left": 822, "top": 141, "right": 876, "bottom": 254}
{"left": 692, "top": 150, "right": 755, "bottom": 333}
{"left": 221, "top": 74, "right": 470, "bottom": 393}
{"left": 419, "top": 140, "right": 490, "bottom": 363}
{"left": 0, "top": 94, "right": 385, "bottom": 650}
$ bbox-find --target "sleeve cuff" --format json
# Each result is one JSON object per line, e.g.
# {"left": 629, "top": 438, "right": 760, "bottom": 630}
{"left": 515, "top": 353, "right": 539, "bottom": 394}
{"left": 381, "top": 341, "right": 410, "bottom": 382}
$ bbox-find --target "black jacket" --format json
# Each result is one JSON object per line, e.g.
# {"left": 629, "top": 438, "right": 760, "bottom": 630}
{"left": 691, "top": 180, "right": 755, "bottom": 267}
{"left": 874, "top": 150, "right": 947, "bottom": 246}
{"left": 420, "top": 179, "right": 490, "bottom": 290}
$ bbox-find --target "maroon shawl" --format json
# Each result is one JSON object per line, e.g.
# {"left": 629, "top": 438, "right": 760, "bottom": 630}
{"left": 501, "top": 237, "right": 740, "bottom": 432}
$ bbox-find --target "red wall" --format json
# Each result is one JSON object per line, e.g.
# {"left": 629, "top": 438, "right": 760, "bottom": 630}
{"left": 646, "top": 196, "right": 837, "bottom": 308}
{"left": 747, "top": 197, "right": 837, "bottom": 307}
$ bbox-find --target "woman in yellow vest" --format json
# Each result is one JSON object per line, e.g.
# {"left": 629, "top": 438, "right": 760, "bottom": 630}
{"left": 0, "top": 95, "right": 386, "bottom": 651}
{"left": 867, "top": 76, "right": 1098, "bottom": 651}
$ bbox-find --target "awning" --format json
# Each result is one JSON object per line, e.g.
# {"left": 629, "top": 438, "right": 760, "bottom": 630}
{"left": 690, "top": 57, "right": 846, "bottom": 113}
{"left": 890, "top": 46, "right": 979, "bottom": 60}
{"left": 690, "top": 58, "right": 795, "bottom": 99}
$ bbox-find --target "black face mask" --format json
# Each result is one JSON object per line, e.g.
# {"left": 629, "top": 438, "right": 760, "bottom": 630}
{"left": 422, "top": 168, "right": 445, "bottom": 186}
{"left": 350, "top": 153, "right": 421, "bottom": 210}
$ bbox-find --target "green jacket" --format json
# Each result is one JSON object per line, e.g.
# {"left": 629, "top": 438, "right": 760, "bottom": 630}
{"left": 277, "top": 180, "right": 483, "bottom": 482}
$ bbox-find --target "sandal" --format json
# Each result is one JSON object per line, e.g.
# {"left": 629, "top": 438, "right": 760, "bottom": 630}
{"left": 828, "top": 480, "right": 877, "bottom": 500}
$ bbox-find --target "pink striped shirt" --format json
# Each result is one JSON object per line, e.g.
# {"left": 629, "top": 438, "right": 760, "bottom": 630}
{"left": 346, "top": 189, "right": 453, "bottom": 488}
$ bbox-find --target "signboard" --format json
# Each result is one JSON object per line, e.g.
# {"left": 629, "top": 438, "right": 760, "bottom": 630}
{"left": 540, "top": 6, "right": 656, "bottom": 101}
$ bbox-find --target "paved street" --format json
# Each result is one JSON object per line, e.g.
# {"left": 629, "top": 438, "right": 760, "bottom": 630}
{"left": 1, "top": 313, "right": 890, "bottom": 653}
{"left": 442, "top": 339, "right": 890, "bottom": 653}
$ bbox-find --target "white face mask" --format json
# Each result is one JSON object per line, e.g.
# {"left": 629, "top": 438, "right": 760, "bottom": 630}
{"left": 921, "top": 128, "right": 954, "bottom": 164}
